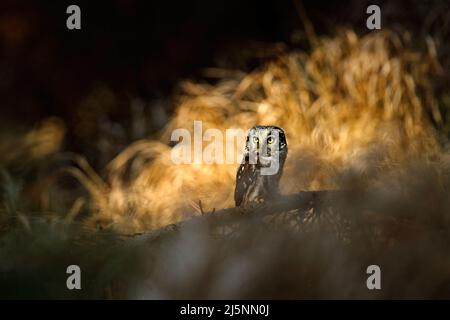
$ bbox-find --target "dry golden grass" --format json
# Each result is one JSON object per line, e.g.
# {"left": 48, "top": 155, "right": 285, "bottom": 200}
{"left": 1, "top": 27, "right": 450, "bottom": 299}
{"left": 77, "top": 29, "right": 444, "bottom": 234}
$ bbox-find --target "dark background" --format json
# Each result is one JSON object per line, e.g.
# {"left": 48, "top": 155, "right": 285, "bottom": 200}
{"left": 0, "top": 0, "right": 445, "bottom": 164}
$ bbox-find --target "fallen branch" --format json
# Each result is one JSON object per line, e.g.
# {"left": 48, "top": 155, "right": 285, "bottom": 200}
{"left": 132, "top": 190, "right": 353, "bottom": 241}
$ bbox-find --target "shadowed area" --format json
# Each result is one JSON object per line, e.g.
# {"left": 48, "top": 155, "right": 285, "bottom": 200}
{"left": 0, "top": 0, "right": 450, "bottom": 299}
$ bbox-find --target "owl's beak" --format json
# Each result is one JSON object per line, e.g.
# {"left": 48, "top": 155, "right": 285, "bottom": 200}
{"left": 259, "top": 154, "right": 276, "bottom": 166}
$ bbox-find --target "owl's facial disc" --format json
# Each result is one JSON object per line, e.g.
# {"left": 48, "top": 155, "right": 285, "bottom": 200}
{"left": 247, "top": 128, "right": 284, "bottom": 167}
{"left": 245, "top": 126, "right": 287, "bottom": 176}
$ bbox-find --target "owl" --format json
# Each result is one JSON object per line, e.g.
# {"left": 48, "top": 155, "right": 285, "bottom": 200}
{"left": 234, "top": 126, "right": 288, "bottom": 207}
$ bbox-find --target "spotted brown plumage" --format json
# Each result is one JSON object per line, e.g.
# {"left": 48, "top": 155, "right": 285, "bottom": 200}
{"left": 235, "top": 126, "right": 288, "bottom": 207}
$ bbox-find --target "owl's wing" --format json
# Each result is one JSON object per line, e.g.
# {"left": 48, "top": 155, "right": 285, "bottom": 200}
{"left": 234, "top": 159, "right": 253, "bottom": 207}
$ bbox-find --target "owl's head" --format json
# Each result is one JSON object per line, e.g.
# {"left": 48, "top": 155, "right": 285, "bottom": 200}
{"left": 244, "top": 125, "right": 288, "bottom": 170}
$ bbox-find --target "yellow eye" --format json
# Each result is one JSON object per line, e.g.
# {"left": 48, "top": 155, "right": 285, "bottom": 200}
{"left": 267, "top": 136, "right": 274, "bottom": 144}
{"left": 252, "top": 136, "right": 259, "bottom": 144}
